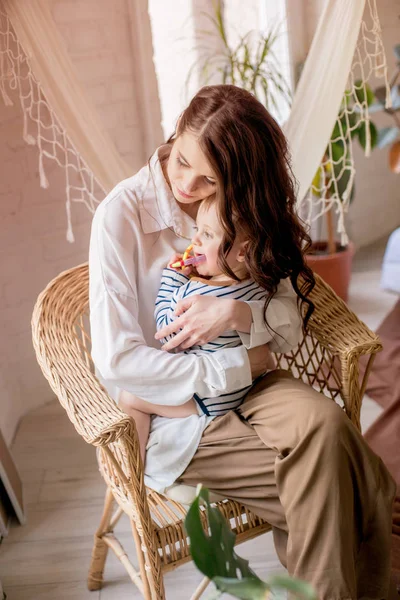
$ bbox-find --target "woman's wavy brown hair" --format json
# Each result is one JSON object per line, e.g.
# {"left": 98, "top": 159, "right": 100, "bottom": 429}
{"left": 164, "top": 84, "right": 315, "bottom": 329}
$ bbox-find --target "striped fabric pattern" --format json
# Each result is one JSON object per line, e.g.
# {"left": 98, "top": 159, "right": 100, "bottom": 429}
{"left": 154, "top": 268, "right": 266, "bottom": 416}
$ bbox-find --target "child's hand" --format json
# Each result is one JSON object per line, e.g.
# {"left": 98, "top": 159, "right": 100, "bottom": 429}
{"left": 168, "top": 253, "right": 192, "bottom": 277}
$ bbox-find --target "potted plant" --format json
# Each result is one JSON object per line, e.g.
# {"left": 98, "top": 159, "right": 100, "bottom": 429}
{"left": 371, "top": 43, "right": 400, "bottom": 173}
{"left": 186, "top": 1, "right": 291, "bottom": 121}
{"left": 307, "top": 43, "right": 400, "bottom": 301}
{"left": 305, "top": 80, "right": 379, "bottom": 302}
{"left": 188, "top": 5, "right": 395, "bottom": 302}
{"left": 185, "top": 485, "right": 317, "bottom": 599}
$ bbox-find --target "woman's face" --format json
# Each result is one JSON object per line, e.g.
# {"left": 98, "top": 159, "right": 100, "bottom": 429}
{"left": 167, "top": 131, "right": 217, "bottom": 206}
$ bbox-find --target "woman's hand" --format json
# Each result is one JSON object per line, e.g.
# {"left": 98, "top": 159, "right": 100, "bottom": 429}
{"left": 155, "top": 293, "right": 275, "bottom": 375}
{"left": 155, "top": 295, "right": 237, "bottom": 351}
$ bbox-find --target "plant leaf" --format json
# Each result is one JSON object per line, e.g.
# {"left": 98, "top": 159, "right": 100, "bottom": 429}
{"left": 183, "top": 0, "right": 292, "bottom": 113}
{"left": 311, "top": 165, "right": 324, "bottom": 196}
{"left": 332, "top": 158, "right": 355, "bottom": 204}
{"left": 212, "top": 576, "right": 270, "bottom": 600}
{"left": 184, "top": 492, "right": 217, "bottom": 579}
{"left": 377, "top": 126, "right": 400, "bottom": 149}
{"left": 186, "top": 487, "right": 318, "bottom": 600}
{"left": 267, "top": 575, "right": 317, "bottom": 599}
{"left": 354, "top": 79, "right": 375, "bottom": 106}
{"left": 346, "top": 111, "right": 358, "bottom": 132}
{"left": 357, "top": 120, "right": 378, "bottom": 151}
{"left": 331, "top": 140, "right": 346, "bottom": 162}
{"left": 214, "top": 1, "right": 228, "bottom": 49}
{"left": 393, "top": 43, "right": 400, "bottom": 62}
{"left": 331, "top": 119, "right": 345, "bottom": 142}
{"left": 184, "top": 487, "right": 258, "bottom": 581}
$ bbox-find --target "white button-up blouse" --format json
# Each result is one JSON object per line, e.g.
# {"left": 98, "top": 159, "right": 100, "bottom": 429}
{"left": 89, "top": 149, "right": 302, "bottom": 492}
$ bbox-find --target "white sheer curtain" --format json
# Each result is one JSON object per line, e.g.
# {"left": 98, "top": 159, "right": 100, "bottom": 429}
{"left": 1, "top": 0, "right": 132, "bottom": 239}
{"left": 3, "top": 0, "right": 132, "bottom": 191}
{"left": 283, "top": 0, "right": 366, "bottom": 203}
{"left": 284, "top": 0, "right": 390, "bottom": 242}
{"left": 0, "top": 0, "right": 390, "bottom": 241}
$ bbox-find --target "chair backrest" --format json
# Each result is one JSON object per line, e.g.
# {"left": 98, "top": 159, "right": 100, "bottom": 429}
{"left": 32, "top": 262, "right": 382, "bottom": 560}
{"left": 32, "top": 264, "right": 145, "bottom": 513}
{"left": 32, "top": 262, "right": 377, "bottom": 433}
{"left": 32, "top": 263, "right": 115, "bottom": 440}
{"left": 276, "top": 273, "right": 382, "bottom": 430}
{"left": 275, "top": 324, "right": 342, "bottom": 401}
{"left": 32, "top": 262, "right": 194, "bottom": 584}
{"left": 33, "top": 263, "right": 169, "bottom": 574}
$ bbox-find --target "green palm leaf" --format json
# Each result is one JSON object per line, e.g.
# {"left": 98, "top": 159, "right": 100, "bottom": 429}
{"left": 185, "top": 486, "right": 317, "bottom": 600}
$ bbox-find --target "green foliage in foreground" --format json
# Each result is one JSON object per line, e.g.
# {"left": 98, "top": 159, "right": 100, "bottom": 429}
{"left": 184, "top": 486, "right": 317, "bottom": 600}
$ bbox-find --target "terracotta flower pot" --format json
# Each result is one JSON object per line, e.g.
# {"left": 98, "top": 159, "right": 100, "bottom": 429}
{"left": 389, "top": 140, "right": 400, "bottom": 174}
{"left": 306, "top": 241, "right": 355, "bottom": 302}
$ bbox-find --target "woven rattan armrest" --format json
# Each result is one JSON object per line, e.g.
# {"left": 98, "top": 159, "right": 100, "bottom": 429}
{"left": 31, "top": 265, "right": 133, "bottom": 447}
{"left": 32, "top": 336, "right": 131, "bottom": 447}
{"left": 65, "top": 374, "right": 136, "bottom": 449}
{"left": 32, "top": 264, "right": 384, "bottom": 599}
{"left": 31, "top": 264, "right": 277, "bottom": 599}
{"left": 304, "top": 274, "right": 382, "bottom": 428}
{"left": 306, "top": 274, "right": 381, "bottom": 356}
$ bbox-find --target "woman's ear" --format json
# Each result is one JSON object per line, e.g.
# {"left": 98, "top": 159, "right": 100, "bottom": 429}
{"left": 236, "top": 240, "right": 248, "bottom": 263}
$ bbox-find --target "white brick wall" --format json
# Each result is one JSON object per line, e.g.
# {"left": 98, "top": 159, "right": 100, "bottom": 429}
{"left": 0, "top": 100, "right": 93, "bottom": 446}
{"left": 51, "top": 0, "right": 148, "bottom": 169}
{"left": 3, "top": 0, "right": 397, "bottom": 450}
{"left": 0, "top": 0, "right": 161, "bottom": 446}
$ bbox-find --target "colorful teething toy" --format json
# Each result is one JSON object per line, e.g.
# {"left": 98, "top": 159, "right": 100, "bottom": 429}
{"left": 170, "top": 244, "right": 206, "bottom": 269}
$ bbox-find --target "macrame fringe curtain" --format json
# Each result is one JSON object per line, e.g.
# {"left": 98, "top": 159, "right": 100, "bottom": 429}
{"left": 0, "top": 0, "right": 131, "bottom": 242}
{"left": 285, "top": 0, "right": 391, "bottom": 245}
{"left": 0, "top": 0, "right": 391, "bottom": 243}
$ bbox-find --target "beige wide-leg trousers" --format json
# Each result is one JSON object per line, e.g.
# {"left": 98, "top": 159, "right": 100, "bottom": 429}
{"left": 179, "top": 371, "right": 396, "bottom": 599}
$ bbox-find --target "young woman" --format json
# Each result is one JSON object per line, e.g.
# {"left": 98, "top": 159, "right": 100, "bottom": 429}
{"left": 119, "top": 196, "right": 289, "bottom": 458}
{"left": 89, "top": 84, "right": 395, "bottom": 599}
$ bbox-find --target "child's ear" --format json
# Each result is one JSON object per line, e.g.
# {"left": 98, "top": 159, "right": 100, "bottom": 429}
{"left": 236, "top": 240, "right": 248, "bottom": 263}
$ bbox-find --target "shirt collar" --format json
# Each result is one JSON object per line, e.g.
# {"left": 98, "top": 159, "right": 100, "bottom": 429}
{"left": 138, "top": 148, "right": 196, "bottom": 240}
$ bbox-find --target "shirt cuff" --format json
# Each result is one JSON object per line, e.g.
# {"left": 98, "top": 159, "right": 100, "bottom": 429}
{"left": 237, "top": 301, "right": 272, "bottom": 349}
{"left": 212, "top": 345, "right": 252, "bottom": 391}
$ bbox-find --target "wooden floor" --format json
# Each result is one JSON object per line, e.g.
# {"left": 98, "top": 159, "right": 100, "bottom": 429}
{"left": 0, "top": 399, "right": 285, "bottom": 599}
{"left": 1, "top": 238, "right": 397, "bottom": 599}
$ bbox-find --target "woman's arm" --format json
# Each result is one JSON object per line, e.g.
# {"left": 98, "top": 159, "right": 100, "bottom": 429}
{"left": 156, "top": 278, "right": 302, "bottom": 353}
{"left": 91, "top": 289, "right": 252, "bottom": 405}
{"left": 89, "top": 190, "right": 260, "bottom": 406}
{"left": 237, "top": 279, "right": 303, "bottom": 353}
{"left": 155, "top": 295, "right": 249, "bottom": 351}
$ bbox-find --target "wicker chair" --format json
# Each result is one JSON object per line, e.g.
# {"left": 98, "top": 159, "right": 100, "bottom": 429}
{"left": 31, "top": 263, "right": 382, "bottom": 600}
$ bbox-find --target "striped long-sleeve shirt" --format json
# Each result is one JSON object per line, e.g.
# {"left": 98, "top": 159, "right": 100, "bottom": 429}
{"left": 154, "top": 268, "right": 270, "bottom": 416}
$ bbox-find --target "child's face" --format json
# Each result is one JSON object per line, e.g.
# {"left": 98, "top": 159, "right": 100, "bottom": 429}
{"left": 191, "top": 201, "right": 246, "bottom": 278}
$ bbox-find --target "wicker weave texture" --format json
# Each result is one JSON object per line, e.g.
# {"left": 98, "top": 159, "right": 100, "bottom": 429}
{"left": 31, "top": 263, "right": 381, "bottom": 599}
